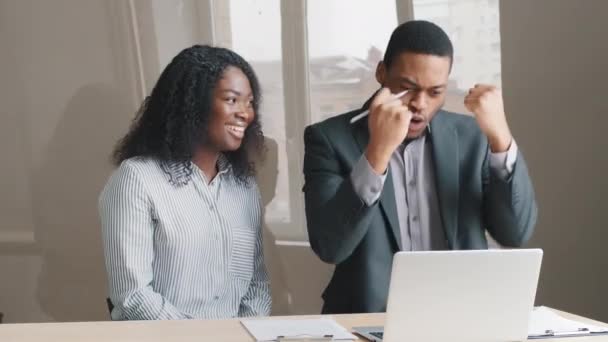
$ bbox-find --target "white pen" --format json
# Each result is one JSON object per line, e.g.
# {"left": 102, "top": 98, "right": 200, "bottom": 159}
{"left": 349, "top": 90, "right": 409, "bottom": 124}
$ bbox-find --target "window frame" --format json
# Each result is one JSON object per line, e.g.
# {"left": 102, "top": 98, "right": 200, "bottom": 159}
{"left": 198, "top": 0, "right": 415, "bottom": 242}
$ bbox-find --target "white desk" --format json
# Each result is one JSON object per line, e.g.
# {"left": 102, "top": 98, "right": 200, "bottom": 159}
{"left": 0, "top": 308, "right": 606, "bottom": 341}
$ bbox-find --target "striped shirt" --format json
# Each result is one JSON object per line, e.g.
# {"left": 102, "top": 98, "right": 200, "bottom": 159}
{"left": 99, "top": 156, "right": 271, "bottom": 320}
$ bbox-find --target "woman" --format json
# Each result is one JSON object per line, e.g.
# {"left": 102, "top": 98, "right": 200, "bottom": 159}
{"left": 99, "top": 45, "right": 270, "bottom": 320}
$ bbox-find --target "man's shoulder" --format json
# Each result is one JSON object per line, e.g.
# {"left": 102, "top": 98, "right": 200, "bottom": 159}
{"left": 434, "top": 110, "right": 483, "bottom": 137}
{"left": 304, "top": 108, "right": 484, "bottom": 143}
{"left": 304, "top": 109, "right": 366, "bottom": 146}
{"left": 433, "top": 110, "right": 489, "bottom": 162}
{"left": 306, "top": 108, "right": 362, "bottom": 135}
{"left": 435, "top": 109, "right": 476, "bottom": 125}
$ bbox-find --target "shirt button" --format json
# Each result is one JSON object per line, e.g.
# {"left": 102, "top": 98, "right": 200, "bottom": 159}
{"left": 412, "top": 216, "right": 419, "bottom": 222}
{"left": 409, "top": 180, "right": 416, "bottom": 187}
{"left": 214, "top": 296, "right": 219, "bottom": 300}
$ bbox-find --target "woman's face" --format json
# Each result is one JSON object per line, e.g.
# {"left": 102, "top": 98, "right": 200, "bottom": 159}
{"left": 205, "top": 66, "right": 255, "bottom": 152}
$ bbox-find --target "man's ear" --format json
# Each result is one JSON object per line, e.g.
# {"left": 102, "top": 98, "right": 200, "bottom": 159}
{"left": 375, "top": 61, "right": 386, "bottom": 86}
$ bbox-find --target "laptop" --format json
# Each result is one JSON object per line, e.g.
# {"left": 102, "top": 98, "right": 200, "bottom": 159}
{"left": 353, "top": 249, "right": 543, "bottom": 342}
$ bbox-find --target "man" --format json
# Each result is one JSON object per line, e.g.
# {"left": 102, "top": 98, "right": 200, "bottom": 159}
{"left": 302, "top": 20, "right": 537, "bottom": 314}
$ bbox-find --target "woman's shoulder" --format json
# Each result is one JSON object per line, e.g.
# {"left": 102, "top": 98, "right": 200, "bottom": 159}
{"left": 116, "top": 157, "right": 165, "bottom": 177}
{"left": 104, "top": 157, "right": 166, "bottom": 191}
{"left": 119, "top": 156, "right": 159, "bottom": 170}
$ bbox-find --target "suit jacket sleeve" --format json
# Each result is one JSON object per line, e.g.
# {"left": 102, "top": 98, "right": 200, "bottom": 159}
{"left": 482, "top": 147, "right": 538, "bottom": 247}
{"left": 303, "top": 124, "right": 379, "bottom": 264}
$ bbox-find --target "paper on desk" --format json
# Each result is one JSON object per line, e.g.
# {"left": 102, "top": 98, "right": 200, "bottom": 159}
{"left": 241, "top": 318, "right": 357, "bottom": 341}
{"left": 528, "top": 306, "right": 608, "bottom": 337}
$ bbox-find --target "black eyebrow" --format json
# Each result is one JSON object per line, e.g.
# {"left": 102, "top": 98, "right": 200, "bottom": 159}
{"left": 399, "top": 77, "right": 447, "bottom": 90}
{"left": 222, "top": 89, "right": 241, "bottom": 96}
{"left": 221, "top": 89, "right": 254, "bottom": 97}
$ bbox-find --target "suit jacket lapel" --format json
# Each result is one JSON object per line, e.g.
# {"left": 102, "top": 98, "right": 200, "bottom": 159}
{"left": 352, "top": 117, "right": 402, "bottom": 250}
{"left": 429, "top": 112, "right": 460, "bottom": 248}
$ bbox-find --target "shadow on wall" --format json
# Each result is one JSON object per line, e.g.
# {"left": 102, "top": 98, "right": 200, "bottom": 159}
{"left": 255, "top": 136, "right": 335, "bottom": 315}
{"left": 32, "top": 83, "right": 132, "bottom": 322}
{"left": 255, "top": 136, "right": 291, "bottom": 315}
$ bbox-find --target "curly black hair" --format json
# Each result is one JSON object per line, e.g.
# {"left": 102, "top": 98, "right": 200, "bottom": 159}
{"left": 112, "top": 45, "right": 264, "bottom": 183}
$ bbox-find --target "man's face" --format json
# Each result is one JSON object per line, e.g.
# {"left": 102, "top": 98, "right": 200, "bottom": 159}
{"left": 376, "top": 52, "right": 451, "bottom": 139}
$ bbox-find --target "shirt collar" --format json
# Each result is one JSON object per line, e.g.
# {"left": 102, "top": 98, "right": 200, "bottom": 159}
{"left": 161, "top": 154, "right": 231, "bottom": 187}
{"left": 216, "top": 154, "right": 231, "bottom": 175}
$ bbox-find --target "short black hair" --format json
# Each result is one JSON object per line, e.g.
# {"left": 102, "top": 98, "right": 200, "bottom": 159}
{"left": 383, "top": 20, "right": 453, "bottom": 69}
{"left": 112, "top": 45, "right": 264, "bottom": 183}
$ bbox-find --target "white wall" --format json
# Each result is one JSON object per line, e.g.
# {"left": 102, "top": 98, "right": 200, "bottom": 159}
{"left": 501, "top": 0, "right": 608, "bottom": 322}
{"left": 0, "top": 0, "right": 139, "bottom": 322}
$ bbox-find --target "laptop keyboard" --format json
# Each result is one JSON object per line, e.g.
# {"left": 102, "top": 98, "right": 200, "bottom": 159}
{"left": 370, "top": 331, "right": 384, "bottom": 339}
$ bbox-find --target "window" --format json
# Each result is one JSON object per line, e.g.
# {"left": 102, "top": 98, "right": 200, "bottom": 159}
{"left": 307, "top": 0, "right": 398, "bottom": 123}
{"left": 413, "top": 0, "right": 502, "bottom": 113}
{"left": 212, "top": 0, "right": 502, "bottom": 241}
{"left": 226, "top": 0, "right": 296, "bottom": 239}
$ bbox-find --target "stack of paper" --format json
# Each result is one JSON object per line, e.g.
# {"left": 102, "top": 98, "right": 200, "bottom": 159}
{"left": 528, "top": 306, "right": 608, "bottom": 339}
{"left": 241, "top": 318, "right": 357, "bottom": 341}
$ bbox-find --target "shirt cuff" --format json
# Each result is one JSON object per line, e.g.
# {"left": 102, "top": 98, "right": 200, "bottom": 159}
{"left": 350, "top": 153, "right": 387, "bottom": 206}
{"left": 489, "top": 139, "right": 518, "bottom": 180}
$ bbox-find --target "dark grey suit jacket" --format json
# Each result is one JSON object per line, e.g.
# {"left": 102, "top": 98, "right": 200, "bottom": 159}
{"left": 303, "top": 108, "right": 537, "bottom": 314}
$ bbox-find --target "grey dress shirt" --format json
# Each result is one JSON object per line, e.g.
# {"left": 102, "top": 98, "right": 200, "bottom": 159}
{"left": 351, "top": 128, "right": 518, "bottom": 250}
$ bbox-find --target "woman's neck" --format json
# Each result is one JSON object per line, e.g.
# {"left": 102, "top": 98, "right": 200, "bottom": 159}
{"left": 192, "top": 147, "right": 220, "bottom": 184}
